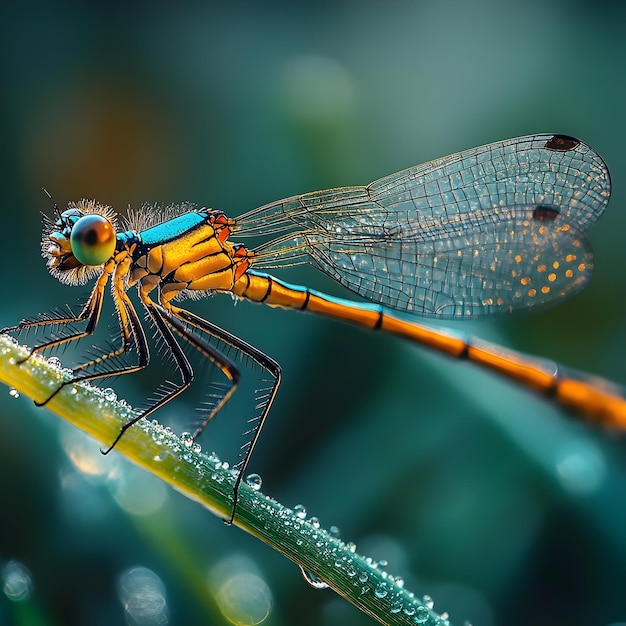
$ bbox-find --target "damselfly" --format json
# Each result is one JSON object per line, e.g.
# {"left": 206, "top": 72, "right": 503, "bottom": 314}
{"left": 5, "top": 133, "right": 625, "bottom": 521}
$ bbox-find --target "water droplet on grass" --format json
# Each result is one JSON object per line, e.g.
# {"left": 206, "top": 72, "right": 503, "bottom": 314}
{"left": 298, "top": 566, "right": 328, "bottom": 590}
{"left": 47, "top": 357, "right": 62, "bottom": 369}
{"left": 180, "top": 432, "right": 194, "bottom": 448}
{"left": 246, "top": 474, "right": 263, "bottom": 490}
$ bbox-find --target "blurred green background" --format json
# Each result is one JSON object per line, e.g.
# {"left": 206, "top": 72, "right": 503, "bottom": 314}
{"left": 1, "top": 1, "right": 626, "bottom": 625}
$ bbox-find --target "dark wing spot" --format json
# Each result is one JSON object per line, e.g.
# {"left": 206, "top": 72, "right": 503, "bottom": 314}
{"left": 545, "top": 135, "right": 580, "bottom": 152}
{"left": 533, "top": 205, "right": 560, "bottom": 221}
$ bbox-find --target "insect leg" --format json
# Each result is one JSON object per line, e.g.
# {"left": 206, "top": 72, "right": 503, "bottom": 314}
{"left": 165, "top": 304, "right": 281, "bottom": 523}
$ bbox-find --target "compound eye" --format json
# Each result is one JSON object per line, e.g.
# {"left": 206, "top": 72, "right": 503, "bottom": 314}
{"left": 70, "top": 214, "right": 116, "bottom": 266}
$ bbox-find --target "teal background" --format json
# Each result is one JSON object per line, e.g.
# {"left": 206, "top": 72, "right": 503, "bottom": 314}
{"left": 1, "top": 2, "right": 626, "bottom": 625}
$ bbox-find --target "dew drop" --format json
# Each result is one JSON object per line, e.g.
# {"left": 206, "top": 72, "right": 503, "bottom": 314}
{"left": 293, "top": 504, "right": 307, "bottom": 519}
{"left": 329, "top": 525, "right": 341, "bottom": 539}
{"left": 245, "top": 474, "right": 263, "bottom": 491}
{"left": 180, "top": 432, "right": 194, "bottom": 448}
{"left": 298, "top": 566, "right": 328, "bottom": 590}
{"left": 103, "top": 388, "right": 117, "bottom": 402}
{"left": 358, "top": 573, "right": 368, "bottom": 584}
{"left": 391, "top": 601, "right": 402, "bottom": 614}
{"left": 345, "top": 541, "right": 357, "bottom": 553}
{"left": 8, "top": 388, "right": 19, "bottom": 399}
{"left": 414, "top": 605, "right": 429, "bottom": 623}
{"left": 309, "top": 516, "right": 320, "bottom": 529}
{"left": 47, "top": 356, "right": 62, "bottom": 369}
{"left": 374, "top": 583, "right": 388, "bottom": 598}
{"left": 422, "top": 594, "right": 434, "bottom": 610}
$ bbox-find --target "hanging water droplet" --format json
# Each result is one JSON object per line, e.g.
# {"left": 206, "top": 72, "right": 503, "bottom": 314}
{"left": 8, "top": 388, "right": 19, "bottom": 399}
{"left": 329, "top": 525, "right": 341, "bottom": 539}
{"left": 103, "top": 388, "right": 117, "bottom": 402}
{"left": 298, "top": 566, "right": 328, "bottom": 590}
{"left": 293, "top": 504, "right": 307, "bottom": 519}
{"left": 309, "top": 516, "right": 320, "bottom": 529}
{"left": 345, "top": 541, "right": 357, "bottom": 553}
{"left": 245, "top": 473, "right": 262, "bottom": 490}
{"left": 422, "top": 594, "right": 434, "bottom": 609}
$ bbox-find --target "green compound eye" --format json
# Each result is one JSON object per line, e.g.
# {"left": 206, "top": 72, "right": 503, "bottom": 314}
{"left": 70, "top": 214, "right": 116, "bottom": 266}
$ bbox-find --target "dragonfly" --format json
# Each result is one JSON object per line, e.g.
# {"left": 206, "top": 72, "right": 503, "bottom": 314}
{"left": 5, "top": 133, "right": 626, "bottom": 521}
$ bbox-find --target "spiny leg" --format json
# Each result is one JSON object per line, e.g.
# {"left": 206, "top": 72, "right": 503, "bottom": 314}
{"left": 102, "top": 294, "right": 239, "bottom": 459}
{"left": 40, "top": 286, "right": 151, "bottom": 406}
{"left": 19, "top": 261, "right": 150, "bottom": 405}
{"left": 155, "top": 305, "right": 240, "bottom": 432}
{"left": 59, "top": 261, "right": 150, "bottom": 381}
{"left": 3, "top": 266, "right": 112, "bottom": 364}
{"left": 166, "top": 304, "right": 281, "bottom": 523}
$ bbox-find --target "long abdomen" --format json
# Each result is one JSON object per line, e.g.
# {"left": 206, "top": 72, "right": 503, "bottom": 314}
{"left": 233, "top": 269, "right": 626, "bottom": 428}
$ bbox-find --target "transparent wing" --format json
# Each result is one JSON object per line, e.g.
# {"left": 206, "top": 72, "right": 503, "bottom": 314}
{"left": 233, "top": 134, "right": 611, "bottom": 318}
